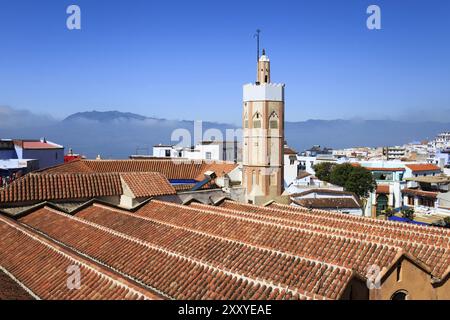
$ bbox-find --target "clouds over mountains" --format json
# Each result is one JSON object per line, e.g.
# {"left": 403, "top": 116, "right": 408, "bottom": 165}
{"left": 1, "top": 107, "right": 449, "bottom": 159}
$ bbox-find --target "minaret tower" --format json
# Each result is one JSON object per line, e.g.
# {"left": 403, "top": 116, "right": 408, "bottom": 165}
{"left": 242, "top": 46, "right": 285, "bottom": 205}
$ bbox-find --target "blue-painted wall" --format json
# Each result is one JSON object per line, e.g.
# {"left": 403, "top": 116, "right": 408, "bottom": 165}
{"left": 21, "top": 148, "right": 64, "bottom": 169}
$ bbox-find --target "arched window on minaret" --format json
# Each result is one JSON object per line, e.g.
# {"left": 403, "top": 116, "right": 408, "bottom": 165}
{"left": 269, "top": 111, "right": 279, "bottom": 129}
{"left": 253, "top": 112, "right": 262, "bottom": 128}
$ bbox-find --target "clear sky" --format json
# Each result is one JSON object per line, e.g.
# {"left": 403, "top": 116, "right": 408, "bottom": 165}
{"left": 1, "top": 0, "right": 449, "bottom": 124}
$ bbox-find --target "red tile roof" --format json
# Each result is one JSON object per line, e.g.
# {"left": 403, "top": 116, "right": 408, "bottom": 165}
{"left": 0, "top": 215, "right": 160, "bottom": 300}
{"left": 42, "top": 159, "right": 237, "bottom": 181}
{"left": 402, "top": 188, "right": 438, "bottom": 199}
{"left": 0, "top": 270, "right": 34, "bottom": 300}
{"left": 217, "top": 201, "right": 450, "bottom": 278}
{"left": 19, "top": 206, "right": 316, "bottom": 300}
{"left": 405, "top": 164, "right": 441, "bottom": 172}
{"left": 0, "top": 173, "right": 122, "bottom": 204}
{"left": 120, "top": 172, "right": 176, "bottom": 197}
{"left": 18, "top": 141, "right": 62, "bottom": 149}
{"left": 0, "top": 172, "right": 175, "bottom": 204}
{"left": 376, "top": 185, "right": 390, "bottom": 194}
{"left": 3, "top": 195, "right": 449, "bottom": 300}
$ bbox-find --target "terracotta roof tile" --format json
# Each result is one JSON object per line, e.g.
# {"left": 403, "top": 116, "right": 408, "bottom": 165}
{"left": 0, "top": 173, "right": 122, "bottom": 204}
{"left": 41, "top": 159, "right": 237, "bottom": 181}
{"left": 402, "top": 188, "right": 438, "bottom": 199}
{"left": 18, "top": 207, "right": 318, "bottom": 300}
{"left": 0, "top": 172, "right": 176, "bottom": 204}
{"left": 405, "top": 164, "right": 441, "bottom": 172}
{"left": 120, "top": 172, "right": 176, "bottom": 197}
{"left": 376, "top": 185, "right": 390, "bottom": 194}
{"left": 0, "top": 215, "right": 160, "bottom": 300}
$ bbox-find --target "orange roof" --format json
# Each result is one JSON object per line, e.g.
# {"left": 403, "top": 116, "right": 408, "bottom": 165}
{"left": 405, "top": 164, "right": 441, "bottom": 172}
{"left": 120, "top": 172, "right": 176, "bottom": 197}
{"left": 376, "top": 185, "right": 390, "bottom": 194}
{"left": 0, "top": 172, "right": 175, "bottom": 204}
{"left": 0, "top": 215, "right": 160, "bottom": 300}
{"left": 402, "top": 188, "right": 438, "bottom": 198}
{"left": 1, "top": 195, "right": 449, "bottom": 300}
{"left": 21, "top": 141, "right": 62, "bottom": 149}
{"left": 19, "top": 205, "right": 318, "bottom": 300}
{"left": 41, "top": 159, "right": 238, "bottom": 181}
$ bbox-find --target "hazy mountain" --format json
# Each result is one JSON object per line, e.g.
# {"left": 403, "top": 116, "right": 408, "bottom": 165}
{"left": 64, "top": 110, "right": 150, "bottom": 122}
{"left": 1, "top": 108, "right": 449, "bottom": 159}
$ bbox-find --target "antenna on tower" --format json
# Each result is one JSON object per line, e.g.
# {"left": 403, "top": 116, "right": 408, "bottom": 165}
{"left": 254, "top": 29, "right": 261, "bottom": 62}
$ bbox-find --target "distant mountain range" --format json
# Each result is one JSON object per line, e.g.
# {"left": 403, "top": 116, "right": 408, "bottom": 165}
{"left": 64, "top": 111, "right": 151, "bottom": 122}
{"left": 1, "top": 109, "right": 450, "bottom": 159}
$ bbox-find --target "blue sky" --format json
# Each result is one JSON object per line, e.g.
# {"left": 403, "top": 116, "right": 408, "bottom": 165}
{"left": 0, "top": 0, "right": 449, "bottom": 124}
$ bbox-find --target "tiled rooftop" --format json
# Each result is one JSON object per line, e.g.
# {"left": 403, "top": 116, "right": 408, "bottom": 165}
{"left": 2, "top": 195, "right": 449, "bottom": 299}
{"left": 405, "top": 164, "right": 441, "bottom": 172}
{"left": 0, "top": 215, "right": 161, "bottom": 300}
{"left": 41, "top": 159, "right": 237, "bottom": 181}
{"left": 0, "top": 172, "right": 175, "bottom": 205}
{"left": 18, "top": 206, "right": 315, "bottom": 300}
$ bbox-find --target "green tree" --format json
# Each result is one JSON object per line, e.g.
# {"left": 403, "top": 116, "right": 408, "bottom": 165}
{"left": 330, "top": 163, "right": 355, "bottom": 187}
{"left": 402, "top": 208, "right": 415, "bottom": 221}
{"left": 343, "top": 166, "right": 376, "bottom": 198}
{"left": 443, "top": 216, "right": 450, "bottom": 228}
{"left": 313, "top": 162, "right": 335, "bottom": 182}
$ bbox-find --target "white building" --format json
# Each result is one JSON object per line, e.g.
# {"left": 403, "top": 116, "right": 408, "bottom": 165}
{"left": 153, "top": 141, "right": 240, "bottom": 162}
{"left": 290, "top": 189, "right": 363, "bottom": 216}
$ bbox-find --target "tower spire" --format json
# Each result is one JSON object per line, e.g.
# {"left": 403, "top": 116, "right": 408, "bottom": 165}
{"left": 254, "top": 29, "right": 261, "bottom": 62}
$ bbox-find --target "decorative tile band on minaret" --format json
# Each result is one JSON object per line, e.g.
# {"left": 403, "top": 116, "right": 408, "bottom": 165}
{"left": 242, "top": 48, "right": 286, "bottom": 205}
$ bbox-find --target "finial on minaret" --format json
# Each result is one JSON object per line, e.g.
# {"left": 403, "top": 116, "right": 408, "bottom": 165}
{"left": 254, "top": 29, "right": 261, "bottom": 62}
{"left": 262, "top": 48, "right": 266, "bottom": 56}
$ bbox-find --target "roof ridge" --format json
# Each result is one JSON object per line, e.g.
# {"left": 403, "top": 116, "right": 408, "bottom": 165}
{"left": 230, "top": 201, "right": 450, "bottom": 249}
{"left": 0, "top": 215, "right": 157, "bottom": 300}
{"left": 152, "top": 201, "right": 399, "bottom": 270}
{"left": 187, "top": 201, "right": 400, "bottom": 251}
{"left": 94, "top": 203, "right": 355, "bottom": 274}
{"left": 43, "top": 206, "right": 318, "bottom": 300}
{"left": 271, "top": 202, "right": 450, "bottom": 237}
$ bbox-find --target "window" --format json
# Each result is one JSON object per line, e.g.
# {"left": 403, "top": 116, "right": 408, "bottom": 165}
{"left": 269, "top": 111, "right": 278, "bottom": 129}
{"left": 391, "top": 291, "right": 408, "bottom": 300}
{"left": 205, "top": 152, "right": 212, "bottom": 160}
{"left": 253, "top": 112, "right": 261, "bottom": 129}
{"left": 165, "top": 150, "right": 171, "bottom": 157}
